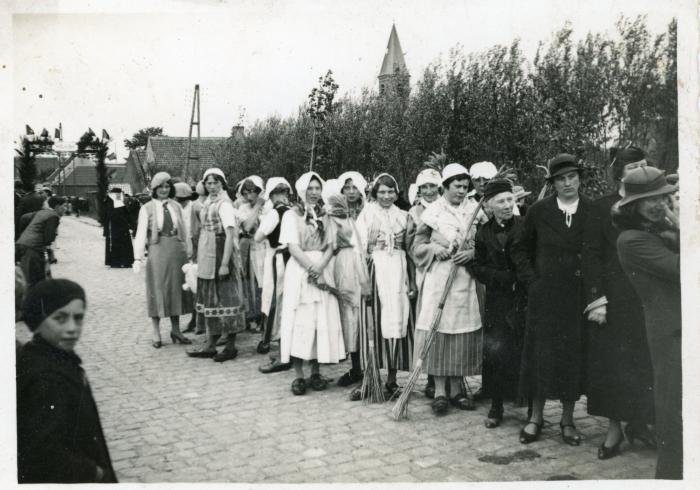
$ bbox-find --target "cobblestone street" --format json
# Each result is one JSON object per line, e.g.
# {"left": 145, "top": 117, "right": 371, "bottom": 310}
{"left": 16, "top": 216, "right": 657, "bottom": 483}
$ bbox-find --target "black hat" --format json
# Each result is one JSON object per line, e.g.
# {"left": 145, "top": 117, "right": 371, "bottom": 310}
{"left": 22, "top": 279, "right": 86, "bottom": 331}
{"left": 614, "top": 146, "right": 646, "bottom": 166}
{"left": 546, "top": 153, "right": 581, "bottom": 180}
{"left": 483, "top": 178, "right": 513, "bottom": 201}
{"left": 109, "top": 187, "right": 123, "bottom": 193}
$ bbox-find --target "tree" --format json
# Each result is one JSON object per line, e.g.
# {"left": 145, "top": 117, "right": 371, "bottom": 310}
{"left": 307, "top": 70, "right": 339, "bottom": 170}
{"left": 123, "top": 127, "right": 164, "bottom": 150}
{"left": 15, "top": 137, "right": 38, "bottom": 193}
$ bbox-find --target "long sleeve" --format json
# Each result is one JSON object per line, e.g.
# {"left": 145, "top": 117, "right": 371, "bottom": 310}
{"left": 617, "top": 230, "right": 680, "bottom": 284}
{"left": 510, "top": 208, "right": 537, "bottom": 287}
{"left": 18, "top": 375, "right": 100, "bottom": 483}
{"left": 472, "top": 226, "right": 514, "bottom": 289}
{"left": 133, "top": 205, "right": 149, "bottom": 260}
{"left": 581, "top": 201, "right": 607, "bottom": 304}
{"left": 42, "top": 214, "right": 60, "bottom": 246}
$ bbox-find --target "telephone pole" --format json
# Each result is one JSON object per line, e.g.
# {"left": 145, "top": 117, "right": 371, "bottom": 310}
{"left": 184, "top": 84, "right": 201, "bottom": 181}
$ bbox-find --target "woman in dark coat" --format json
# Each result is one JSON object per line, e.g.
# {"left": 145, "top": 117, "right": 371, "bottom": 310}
{"left": 473, "top": 179, "right": 529, "bottom": 428}
{"left": 512, "top": 153, "right": 591, "bottom": 446}
{"left": 103, "top": 187, "right": 135, "bottom": 268}
{"left": 582, "top": 146, "right": 655, "bottom": 459}
{"left": 17, "top": 279, "right": 117, "bottom": 483}
{"left": 614, "top": 166, "right": 681, "bottom": 479}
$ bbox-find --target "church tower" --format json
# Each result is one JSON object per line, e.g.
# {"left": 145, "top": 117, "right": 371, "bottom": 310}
{"left": 378, "top": 24, "right": 410, "bottom": 95}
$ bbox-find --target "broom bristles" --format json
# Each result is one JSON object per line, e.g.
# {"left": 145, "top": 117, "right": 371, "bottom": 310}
{"left": 361, "top": 347, "right": 385, "bottom": 404}
{"left": 391, "top": 358, "right": 423, "bottom": 420}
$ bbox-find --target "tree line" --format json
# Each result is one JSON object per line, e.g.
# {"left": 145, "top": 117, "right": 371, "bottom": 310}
{"left": 189, "top": 16, "right": 677, "bottom": 198}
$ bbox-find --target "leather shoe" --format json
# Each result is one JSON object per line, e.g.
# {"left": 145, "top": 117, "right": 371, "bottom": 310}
{"left": 213, "top": 348, "right": 238, "bottom": 363}
{"left": 186, "top": 348, "right": 216, "bottom": 358}
{"left": 259, "top": 359, "right": 292, "bottom": 373}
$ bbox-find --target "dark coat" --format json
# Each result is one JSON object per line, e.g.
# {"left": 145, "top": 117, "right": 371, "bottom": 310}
{"left": 473, "top": 215, "right": 529, "bottom": 399}
{"left": 582, "top": 194, "right": 654, "bottom": 423}
{"left": 512, "top": 194, "right": 591, "bottom": 401}
{"left": 16, "top": 336, "right": 117, "bottom": 483}
{"left": 103, "top": 199, "right": 135, "bottom": 267}
{"left": 618, "top": 226, "right": 682, "bottom": 480}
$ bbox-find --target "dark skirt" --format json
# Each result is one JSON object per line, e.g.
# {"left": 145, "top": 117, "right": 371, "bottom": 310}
{"left": 414, "top": 329, "right": 482, "bottom": 377}
{"left": 196, "top": 235, "right": 246, "bottom": 336}
{"left": 240, "top": 236, "right": 261, "bottom": 322}
{"left": 519, "top": 278, "right": 585, "bottom": 401}
{"left": 586, "top": 294, "right": 655, "bottom": 424}
{"left": 482, "top": 320, "right": 522, "bottom": 400}
{"left": 359, "top": 259, "right": 413, "bottom": 372}
{"left": 104, "top": 210, "right": 134, "bottom": 267}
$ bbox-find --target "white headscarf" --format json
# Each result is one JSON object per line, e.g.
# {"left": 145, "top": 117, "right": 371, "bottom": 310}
{"left": 242, "top": 175, "right": 265, "bottom": 194}
{"left": 441, "top": 163, "right": 470, "bottom": 185}
{"left": 202, "top": 167, "right": 226, "bottom": 183}
{"left": 337, "top": 171, "right": 368, "bottom": 199}
{"left": 295, "top": 171, "right": 325, "bottom": 229}
{"left": 263, "top": 177, "right": 292, "bottom": 200}
{"left": 415, "top": 168, "right": 442, "bottom": 188}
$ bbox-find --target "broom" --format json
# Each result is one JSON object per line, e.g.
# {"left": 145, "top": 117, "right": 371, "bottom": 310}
{"left": 391, "top": 165, "right": 510, "bottom": 420}
{"left": 359, "top": 283, "right": 385, "bottom": 404}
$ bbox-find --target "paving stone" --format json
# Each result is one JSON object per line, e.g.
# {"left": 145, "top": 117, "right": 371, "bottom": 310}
{"left": 27, "top": 216, "right": 656, "bottom": 484}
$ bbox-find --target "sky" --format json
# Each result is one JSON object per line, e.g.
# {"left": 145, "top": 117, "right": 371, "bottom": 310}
{"left": 9, "top": 0, "right": 681, "bottom": 161}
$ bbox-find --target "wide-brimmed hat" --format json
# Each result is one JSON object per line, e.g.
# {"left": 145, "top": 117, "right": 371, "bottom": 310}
{"left": 512, "top": 185, "right": 531, "bottom": 200}
{"left": 546, "top": 153, "right": 581, "bottom": 180}
{"left": 618, "top": 166, "right": 678, "bottom": 207}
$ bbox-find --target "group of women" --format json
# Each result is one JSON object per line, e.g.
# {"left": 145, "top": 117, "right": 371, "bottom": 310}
{"left": 131, "top": 146, "right": 681, "bottom": 480}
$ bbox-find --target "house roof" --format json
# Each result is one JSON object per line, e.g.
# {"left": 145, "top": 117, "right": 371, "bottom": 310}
{"left": 379, "top": 24, "right": 408, "bottom": 77}
{"left": 147, "top": 136, "right": 227, "bottom": 174}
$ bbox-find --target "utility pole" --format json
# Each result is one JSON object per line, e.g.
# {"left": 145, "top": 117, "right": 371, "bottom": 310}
{"left": 184, "top": 84, "right": 201, "bottom": 181}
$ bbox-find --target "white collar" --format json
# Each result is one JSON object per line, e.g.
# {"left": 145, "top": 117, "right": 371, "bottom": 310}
{"left": 556, "top": 197, "right": 579, "bottom": 227}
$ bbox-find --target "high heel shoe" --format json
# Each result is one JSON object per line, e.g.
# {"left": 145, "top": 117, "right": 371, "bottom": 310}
{"left": 170, "top": 332, "right": 192, "bottom": 345}
{"left": 597, "top": 437, "right": 623, "bottom": 460}
{"left": 560, "top": 423, "right": 581, "bottom": 446}
{"left": 152, "top": 341, "right": 162, "bottom": 349}
{"left": 519, "top": 421, "right": 543, "bottom": 444}
{"left": 624, "top": 424, "right": 657, "bottom": 449}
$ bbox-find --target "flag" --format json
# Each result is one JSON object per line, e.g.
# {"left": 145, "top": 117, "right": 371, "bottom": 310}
{"left": 88, "top": 127, "right": 95, "bottom": 136}
{"left": 40, "top": 128, "right": 49, "bottom": 138}
{"left": 25, "top": 125, "right": 34, "bottom": 135}
{"left": 102, "top": 129, "right": 111, "bottom": 141}
{"left": 107, "top": 152, "right": 117, "bottom": 160}
{"left": 54, "top": 128, "right": 60, "bottom": 139}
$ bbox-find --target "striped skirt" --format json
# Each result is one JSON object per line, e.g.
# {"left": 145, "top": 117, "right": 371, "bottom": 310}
{"left": 359, "top": 259, "right": 413, "bottom": 371}
{"left": 413, "top": 328, "right": 482, "bottom": 377}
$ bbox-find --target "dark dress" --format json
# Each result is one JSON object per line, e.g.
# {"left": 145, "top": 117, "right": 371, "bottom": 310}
{"left": 473, "top": 216, "right": 529, "bottom": 400}
{"left": 16, "top": 336, "right": 117, "bottom": 483}
{"left": 618, "top": 226, "right": 682, "bottom": 480}
{"left": 582, "top": 194, "right": 654, "bottom": 423}
{"left": 512, "top": 195, "right": 591, "bottom": 401}
{"left": 103, "top": 199, "right": 135, "bottom": 267}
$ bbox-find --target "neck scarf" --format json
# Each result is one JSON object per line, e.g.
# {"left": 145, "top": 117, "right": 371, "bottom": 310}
{"left": 556, "top": 197, "right": 580, "bottom": 228}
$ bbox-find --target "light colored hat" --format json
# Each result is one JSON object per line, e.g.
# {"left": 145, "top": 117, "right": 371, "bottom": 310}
{"left": 295, "top": 171, "right": 324, "bottom": 203}
{"left": 263, "top": 177, "right": 292, "bottom": 200}
{"left": 337, "top": 171, "right": 368, "bottom": 199}
{"left": 441, "top": 163, "right": 470, "bottom": 185}
{"left": 202, "top": 167, "right": 227, "bottom": 184}
{"left": 415, "top": 168, "right": 442, "bottom": 188}
{"left": 322, "top": 178, "right": 341, "bottom": 202}
{"left": 619, "top": 167, "right": 677, "bottom": 207}
{"left": 242, "top": 175, "right": 265, "bottom": 194}
{"left": 512, "top": 185, "right": 531, "bottom": 200}
{"left": 408, "top": 183, "right": 418, "bottom": 204}
{"left": 174, "top": 182, "right": 193, "bottom": 198}
{"left": 150, "top": 171, "right": 172, "bottom": 190}
{"left": 469, "top": 161, "right": 498, "bottom": 179}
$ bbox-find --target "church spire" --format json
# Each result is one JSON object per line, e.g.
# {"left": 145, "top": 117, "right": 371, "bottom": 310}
{"left": 378, "top": 24, "right": 409, "bottom": 94}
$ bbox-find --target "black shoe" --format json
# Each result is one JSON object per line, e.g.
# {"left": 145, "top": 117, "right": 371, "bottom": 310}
{"left": 213, "top": 348, "right": 238, "bottom": 363}
{"left": 258, "top": 359, "right": 292, "bottom": 374}
{"left": 257, "top": 341, "right": 271, "bottom": 354}
{"left": 519, "top": 421, "right": 543, "bottom": 444}
{"left": 186, "top": 348, "right": 217, "bottom": 358}
{"left": 309, "top": 373, "right": 328, "bottom": 391}
{"left": 431, "top": 395, "right": 449, "bottom": 416}
{"left": 624, "top": 424, "right": 657, "bottom": 450}
{"left": 560, "top": 423, "right": 581, "bottom": 446}
{"left": 170, "top": 332, "right": 192, "bottom": 344}
{"left": 424, "top": 383, "right": 436, "bottom": 399}
{"left": 485, "top": 406, "right": 504, "bottom": 428}
{"left": 385, "top": 381, "right": 401, "bottom": 398}
{"left": 292, "top": 378, "right": 306, "bottom": 396}
{"left": 152, "top": 341, "right": 162, "bottom": 349}
{"left": 337, "top": 369, "right": 363, "bottom": 387}
{"left": 450, "top": 394, "right": 476, "bottom": 411}
{"left": 598, "top": 438, "right": 623, "bottom": 460}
